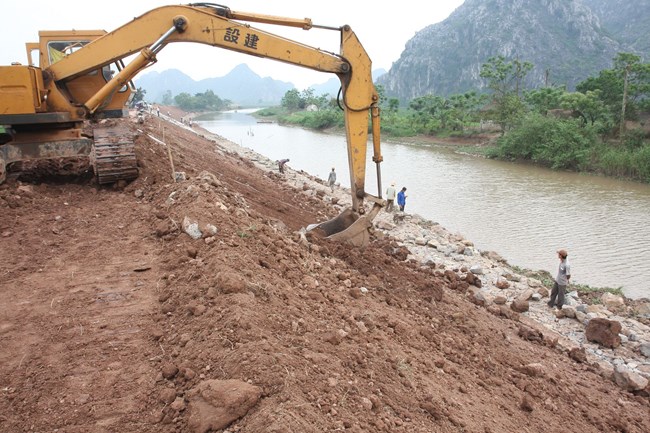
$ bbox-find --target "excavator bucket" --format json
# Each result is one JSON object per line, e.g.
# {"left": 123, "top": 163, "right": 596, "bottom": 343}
{"left": 308, "top": 204, "right": 382, "bottom": 247}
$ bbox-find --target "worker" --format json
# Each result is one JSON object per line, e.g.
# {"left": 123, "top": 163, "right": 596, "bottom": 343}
{"left": 278, "top": 158, "right": 290, "bottom": 173}
{"left": 397, "top": 187, "right": 407, "bottom": 212}
{"left": 385, "top": 181, "right": 397, "bottom": 212}
{"left": 327, "top": 167, "right": 337, "bottom": 192}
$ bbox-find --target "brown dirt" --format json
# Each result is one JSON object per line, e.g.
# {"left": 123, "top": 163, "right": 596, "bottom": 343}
{"left": 1, "top": 112, "right": 649, "bottom": 433}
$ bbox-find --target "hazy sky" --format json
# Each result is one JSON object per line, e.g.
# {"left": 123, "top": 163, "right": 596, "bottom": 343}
{"left": 3, "top": 0, "right": 464, "bottom": 90}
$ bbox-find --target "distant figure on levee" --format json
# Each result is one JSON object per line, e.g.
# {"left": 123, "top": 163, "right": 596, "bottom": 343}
{"left": 327, "top": 167, "right": 337, "bottom": 192}
{"left": 548, "top": 249, "right": 571, "bottom": 309}
{"left": 385, "top": 181, "right": 397, "bottom": 212}
{"left": 278, "top": 158, "right": 290, "bottom": 174}
{"left": 397, "top": 187, "right": 407, "bottom": 212}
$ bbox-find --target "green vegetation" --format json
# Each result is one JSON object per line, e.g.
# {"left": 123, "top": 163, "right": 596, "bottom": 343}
{"left": 173, "top": 90, "right": 231, "bottom": 112}
{"left": 131, "top": 87, "right": 146, "bottom": 105}
{"left": 488, "top": 113, "right": 596, "bottom": 170}
{"left": 574, "top": 284, "right": 625, "bottom": 298}
{"left": 271, "top": 52, "right": 650, "bottom": 183}
{"left": 255, "top": 89, "right": 343, "bottom": 130}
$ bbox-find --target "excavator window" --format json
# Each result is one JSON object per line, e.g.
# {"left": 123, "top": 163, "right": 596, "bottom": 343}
{"left": 47, "top": 41, "right": 89, "bottom": 64}
{"left": 46, "top": 40, "right": 127, "bottom": 93}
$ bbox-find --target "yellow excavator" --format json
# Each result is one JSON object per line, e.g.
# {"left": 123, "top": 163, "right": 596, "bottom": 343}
{"left": 0, "top": 3, "right": 384, "bottom": 246}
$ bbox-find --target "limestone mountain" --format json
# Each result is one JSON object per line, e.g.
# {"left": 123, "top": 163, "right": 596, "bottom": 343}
{"left": 378, "top": 0, "right": 633, "bottom": 101}
{"left": 582, "top": 0, "right": 650, "bottom": 54}
{"left": 136, "top": 65, "right": 387, "bottom": 107}
{"left": 135, "top": 64, "right": 293, "bottom": 106}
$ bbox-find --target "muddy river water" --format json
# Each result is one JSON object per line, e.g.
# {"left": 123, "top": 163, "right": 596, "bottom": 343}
{"left": 197, "top": 109, "right": 650, "bottom": 299}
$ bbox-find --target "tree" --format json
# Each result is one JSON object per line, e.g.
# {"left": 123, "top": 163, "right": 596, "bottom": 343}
{"left": 480, "top": 56, "right": 533, "bottom": 98}
{"left": 577, "top": 53, "right": 650, "bottom": 136}
{"left": 131, "top": 87, "right": 146, "bottom": 105}
{"left": 162, "top": 90, "right": 173, "bottom": 105}
{"left": 172, "top": 90, "right": 230, "bottom": 112}
{"left": 525, "top": 86, "right": 565, "bottom": 115}
{"left": 174, "top": 92, "right": 194, "bottom": 110}
{"left": 387, "top": 98, "right": 400, "bottom": 113}
{"left": 281, "top": 89, "right": 303, "bottom": 111}
{"left": 408, "top": 94, "right": 447, "bottom": 133}
{"left": 447, "top": 91, "right": 487, "bottom": 129}
{"left": 480, "top": 56, "right": 533, "bottom": 133}
{"left": 613, "top": 53, "right": 650, "bottom": 135}
{"left": 560, "top": 91, "right": 607, "bottom": 126}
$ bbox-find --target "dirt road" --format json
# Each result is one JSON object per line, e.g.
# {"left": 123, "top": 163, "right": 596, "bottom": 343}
{"left": 1, "top": 112, "right": 648, "bottom": 432}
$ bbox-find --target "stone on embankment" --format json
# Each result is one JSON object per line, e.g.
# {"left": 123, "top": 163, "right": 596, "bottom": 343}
{"left": 511, "top": 298, "right": 529, "bottom": 313}
{"left": 613, "top": 366, "right": 649, "bottom": 392}
{"left": 601, "top": 292, "right": 626, "bottom": 312}
{"left": 585, "top": 318, "right": 622, "bottom": 348}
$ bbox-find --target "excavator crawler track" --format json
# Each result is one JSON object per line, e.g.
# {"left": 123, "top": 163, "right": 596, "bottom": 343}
{"left": 92, "top": 124, "right": 138, "bottom": 184}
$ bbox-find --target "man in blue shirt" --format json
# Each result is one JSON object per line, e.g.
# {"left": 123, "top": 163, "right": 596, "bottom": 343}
{"left": 397, "top": 187, "right": 407, "bottom": 212}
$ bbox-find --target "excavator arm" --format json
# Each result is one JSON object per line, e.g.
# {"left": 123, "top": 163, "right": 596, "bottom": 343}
{"left": 46, "top": 4, "right": 383, "bottom": 218}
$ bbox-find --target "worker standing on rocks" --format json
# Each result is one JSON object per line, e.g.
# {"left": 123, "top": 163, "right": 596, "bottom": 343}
{"left": 385, "top": 181, "right": 397, "bottom": 212}
{"left": 548, "top": 249, "right": 571, "bottom": 309}
{"left": 397, "top": 187, "right": 407, "bottom": 212}
{"left": 327, "top": 167, "right": 337, "bottom": 192}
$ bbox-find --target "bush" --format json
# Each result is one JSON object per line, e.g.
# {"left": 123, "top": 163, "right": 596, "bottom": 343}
{"left": 623, "top": 129, "right": 646, "bottom": 150}
{"left": 495, "top": 114, "right": 596, "bottom": 170}
{"left": 278, "top": 110, "right": 344, "bottom": 130}
{"left": 595, "top": 143, "right": 650, "bottom": 182}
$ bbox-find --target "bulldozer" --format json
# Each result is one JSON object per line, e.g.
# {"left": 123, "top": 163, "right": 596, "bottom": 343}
{"left": 0, "top": 3, "right": 385, "bottom": 246}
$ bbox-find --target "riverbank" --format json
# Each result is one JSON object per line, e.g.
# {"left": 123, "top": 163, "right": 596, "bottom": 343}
{"left": 160, "top": 107, "right": 650, "bottom": 391}
{"left": 165, "top": 107, "right": 644, "bottom": 298}
{"left": 4, "top": 109, "right": 649, "bottom": 432}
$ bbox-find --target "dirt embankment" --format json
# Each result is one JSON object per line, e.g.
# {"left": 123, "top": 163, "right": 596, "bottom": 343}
{"left": 1, "top": 112, "right": 649, "bottom": 433}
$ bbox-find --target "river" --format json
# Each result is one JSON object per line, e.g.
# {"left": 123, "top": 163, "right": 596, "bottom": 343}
{"left": 196, "top": 109, "right": 650, "bottom": 299}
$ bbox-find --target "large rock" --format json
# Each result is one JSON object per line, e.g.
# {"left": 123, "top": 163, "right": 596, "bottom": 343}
{"left": 511, "top": 298, "right": 529, "bottom": 313}
{"left": 600, "top": 292, "right": 625, "bottom": 312}
{"left": 585, "top": 318, "right": 622, "bottom": 348}
{"left": 187, "top": 379, "right": 262, "bottom": 433}
{"left": 613, "top": 366, "right": 649, "bottom": 392}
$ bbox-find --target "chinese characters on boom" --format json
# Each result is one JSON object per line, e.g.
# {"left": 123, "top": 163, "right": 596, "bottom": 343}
{"left": 224, "top": 28, "right": 260, "bottom": 49}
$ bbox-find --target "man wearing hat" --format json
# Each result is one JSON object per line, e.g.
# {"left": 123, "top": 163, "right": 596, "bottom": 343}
{"left": 548, "top": 249, "right": 571, "bottom": 309}
{"left": 385, "top": 181, "right": 397, "bottom": 212}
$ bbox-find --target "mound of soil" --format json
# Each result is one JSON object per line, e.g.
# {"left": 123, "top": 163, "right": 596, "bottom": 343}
{"left": 1, "top": 113, "right": 648, "bottom": 433}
